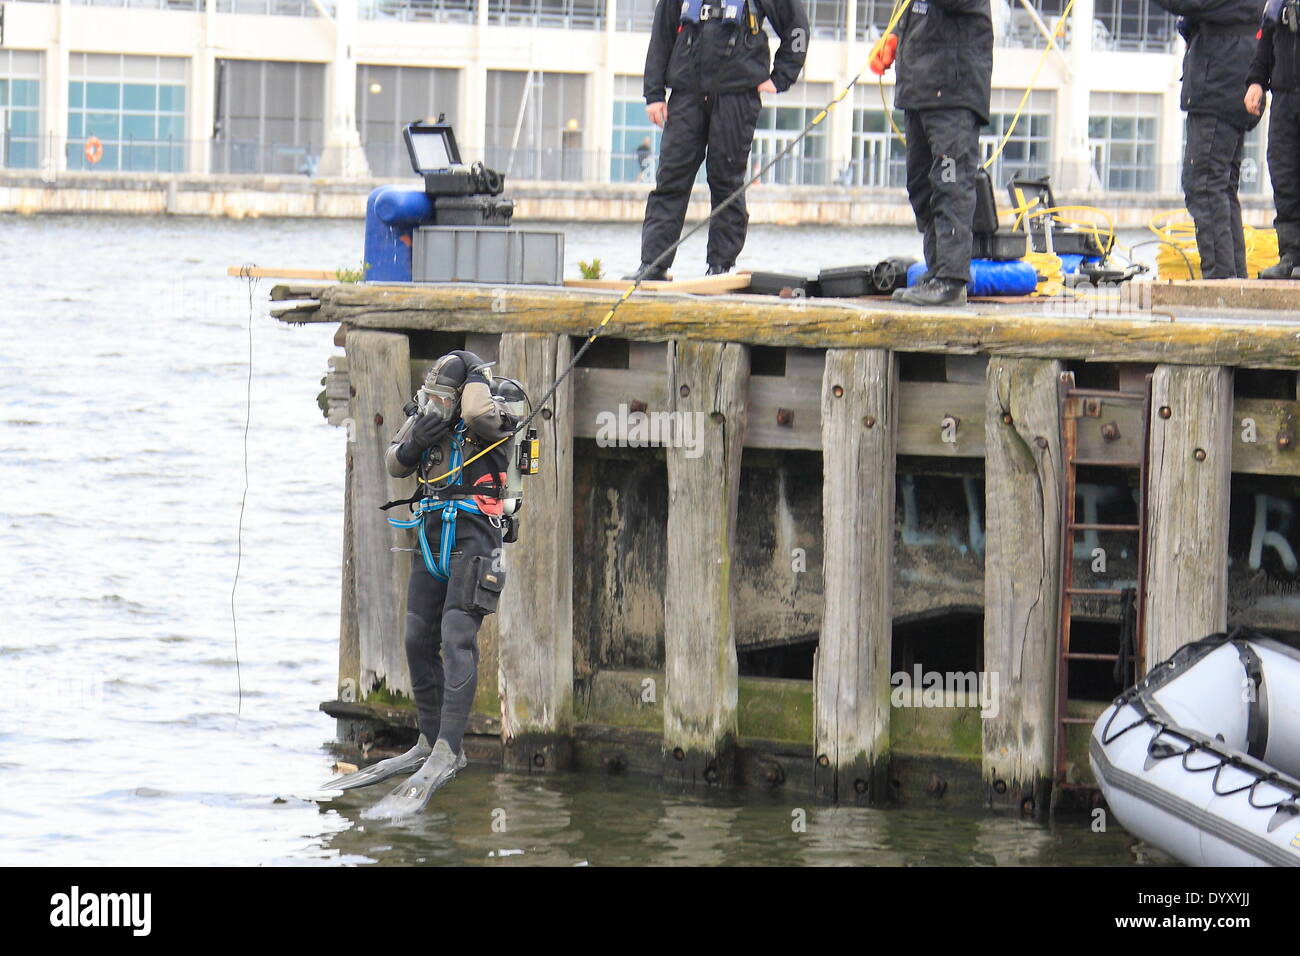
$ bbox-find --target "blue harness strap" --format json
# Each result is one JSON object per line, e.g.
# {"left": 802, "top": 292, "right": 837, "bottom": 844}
{"left": 388, "top": 421, "right": 483, "bottom": 582}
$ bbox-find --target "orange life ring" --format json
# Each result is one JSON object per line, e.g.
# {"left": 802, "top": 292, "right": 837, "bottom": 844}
{"left": 84, "top": 136, "right": 104, "bottom": 165}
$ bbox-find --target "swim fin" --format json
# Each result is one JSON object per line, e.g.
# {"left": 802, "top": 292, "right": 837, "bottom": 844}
{"left": 321, "top": 735, "right": 466, "bottom": 793}
{"left": 361, "top": 739, "right": 461, "bottom": 820}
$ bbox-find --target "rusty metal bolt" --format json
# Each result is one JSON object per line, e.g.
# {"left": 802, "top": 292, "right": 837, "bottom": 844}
{"left": 832, "top": 385, "right": 844, "bottom": 398}
{"left": 1035, "top": 436, "right": 1048, "bottom": 449}
{"left": 1100, "top": 421, "right": 1120, "bottom": 442}
{"left": 349, "top": 385, "right": 356, "bottom": 397}
{"left": 374, "top": 413, "right": 384, "bottom": 426}
{"left": 1021, "top": 795, "right": 1036, "bottom": 815}
{"left": 817, "top": 753, "right": 830, "bottom": 768}
{"left": 629, "top": 399, "right": 648, "bottom": 414}
{"left": 1002, "top": 412, "right": 1013, "bottom": 425}
{"left": 1281, "top": 435, "right": 1293, "bottom": 449}
{"left": 541, "top": 408, "right": 553, "bottom": 420}
{"left": 672, "top": 747, "right": 685, "bottom": 761}
{"left": 863, "top": 415, "right": 876, "bottom": 428}
{"left": 533, "top": 752, "right": 546, "bottom": 768}
{"left": 711, "top": 411, "right": 726, "bottom": 424}
{"left": 854, "top": 778, "right": 869, "bottom": 794}
{"left": 1083, "top": 398, "right": 1102, "bottom": 417}
{"left": 993, "top": 779, "right": 1008, "bottom": 795}
{"left": 1194, "top": 448, "right": 1207, "bottom": 461}
{"left": 1159, "top": 405, "right": 1172, "bottom": 419}
{"left": 679, "top": 384, "right": 691, "bottom": 398}
{"left": 776, "top": 407, "right": 794, "bottom": 427}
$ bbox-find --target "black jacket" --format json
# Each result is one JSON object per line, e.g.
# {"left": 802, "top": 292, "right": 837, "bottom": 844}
{"left": 893, "top": 0, "right": 993, "bottom": 123}
{"left": 1153, "top": 0, "right": 1263, "bottom": 130}
{"left": 643, "top": 0, "right": 810, "bottom": 102}
{"left": 1247, "top": 7, "right": 1300, "bottom": 93}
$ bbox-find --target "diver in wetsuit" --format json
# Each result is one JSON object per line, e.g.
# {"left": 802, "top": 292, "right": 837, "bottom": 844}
{"left": 322, "top": 350, "right": 516, "bottom": 819}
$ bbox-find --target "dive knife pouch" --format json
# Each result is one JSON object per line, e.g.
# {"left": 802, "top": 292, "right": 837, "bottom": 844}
{"left": 459, "top": 555, "right": 505, "bottom": 615}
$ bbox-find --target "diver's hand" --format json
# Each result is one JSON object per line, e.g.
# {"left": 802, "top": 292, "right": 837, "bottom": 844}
{"left": 410, "top": 412, "right": 449, "bottom": 450}
{"left": 1246, "top": 83, "right": 1265, "bottom": 116}
{"left": 757, "top": 79, "right": 777, "bottom": 94}
{"left": 648, "top": 102, "right": 667, "bottom": 128}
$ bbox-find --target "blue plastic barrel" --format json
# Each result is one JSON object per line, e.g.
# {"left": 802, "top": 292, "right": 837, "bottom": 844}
{"left": 363, "top": 185, "right": 436, "bottom": 282}
{"left": 905, "top": 258, "right": 1039, "bottom": 297}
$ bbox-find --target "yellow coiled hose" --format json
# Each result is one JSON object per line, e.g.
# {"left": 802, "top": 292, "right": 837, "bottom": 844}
{"left": 1149, "top": 210, "right": 1279, "bottom": 279}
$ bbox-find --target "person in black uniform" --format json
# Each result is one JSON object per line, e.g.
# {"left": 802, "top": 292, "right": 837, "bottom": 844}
{"left": 885, "top": 0, "right": 993, "bottom": 307}
{"left": 341, "top": 350, "right": 516, "bottom": 820}
{"left": 1152, "top": 0, "right": 1263, "bottom": 279}
{"left": 1247, "top": 0, "right": 1300, "bottom": 278}
{"left": 626, "top": 0, "right": 810, "bottom": 280}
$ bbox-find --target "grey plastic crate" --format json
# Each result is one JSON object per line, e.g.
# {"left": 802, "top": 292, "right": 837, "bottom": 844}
{"left": 413, "top": 226, "right": 564, "bottom": 285}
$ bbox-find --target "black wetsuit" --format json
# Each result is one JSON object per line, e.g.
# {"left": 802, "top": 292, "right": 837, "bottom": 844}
{"left": 1248, "top": 2, "right": 1300, "bottom": 263}
{"left": 640, "top": 0, "right": 809, "bottom": 271}
{"left": 389, "top": 369, "right": 512, "bottom": 753}
{"left": 893, "top": 0, "right": 993, "bottom": 284}
{"left": 1154, "top": 0, "right": 1262, "bottom": 278}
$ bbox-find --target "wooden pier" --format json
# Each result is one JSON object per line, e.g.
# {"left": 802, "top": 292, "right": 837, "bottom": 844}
{"left": 279, "top": 280, "right": 1300, "bottom": 814}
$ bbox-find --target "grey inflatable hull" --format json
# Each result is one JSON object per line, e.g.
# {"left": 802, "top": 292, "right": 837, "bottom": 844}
{"left": 1090, "top": 630, "right": 1300, "bottom": 867}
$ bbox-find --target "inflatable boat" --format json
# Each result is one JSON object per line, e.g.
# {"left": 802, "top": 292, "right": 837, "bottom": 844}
{"left": 1090, "top": 629, "right": 1300, "bottom": 867}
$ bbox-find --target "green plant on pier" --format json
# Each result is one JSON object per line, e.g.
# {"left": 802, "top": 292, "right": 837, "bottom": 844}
{"left": 336, "top": 262, "right": 370, "bottom": 284}
{"left": 579, "top": 258, "right": 603, "bottom": 280}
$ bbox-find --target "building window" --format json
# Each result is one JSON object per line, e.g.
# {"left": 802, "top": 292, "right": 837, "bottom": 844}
{"left": 214, "top": 0, "right": 320, "bottom": 15}
{"left": 611, "top": 75, "right": 661, "bottom": 183}
{"left": 1089, "top": 91, "right": 1160, "bottom": 192}
{"left": 358, "top": 0, "right": 476, "bottom": 21}
{"left": 67, "top": 54, "right": 187, "bottom": 172}
{"left": 994, "top": 0, "right": 1069, "bottom": 49}
{"left": 486, "top": 0, "right": 604, "bottom": 29}
{"left": 616, "top": 0, "right": 656, "bottom": 31}
{"left": 70, "top": 0, "right": 203, "bottom": 10}
{"left": 807, "top": 0, "right": 846, "bottom": 39}
{"left": 0, "top": 51, "right": 42, "bottom": 170}
{"left": 212, "top": 60, "right": 325, "bottom": 175}
{"left": 1093, "top": 0, "right": 1175, "bottom": 52}
{"left": 981, "top": 89, "right": 1053, "bottom": 188}
{"left": 750, "top": 81, "right": 831, "bottom": 185}
{"left": 356, "top": 65, "right": 461, "bottom": 177}
{"left": 855, "top": 0, "right": 896, "bottom": 40}
{"left": 485, "top": 70, "right": 589, "bottom": 181}
{"left": 850, "top": 84, "right": 905, "bottom": 187}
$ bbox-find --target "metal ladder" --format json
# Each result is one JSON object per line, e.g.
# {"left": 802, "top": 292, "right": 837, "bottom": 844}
{"left": 1053, "top": 372, "right": 1152, "bottom": 790}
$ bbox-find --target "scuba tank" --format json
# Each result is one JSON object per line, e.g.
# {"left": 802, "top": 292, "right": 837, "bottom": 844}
{"left": 493, "top": 377, "right": 539, "bottom": 522}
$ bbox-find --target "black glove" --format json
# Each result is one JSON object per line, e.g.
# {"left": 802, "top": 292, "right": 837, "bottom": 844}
{"left": 410, "top": 412, "right": 450, "bottom": 450}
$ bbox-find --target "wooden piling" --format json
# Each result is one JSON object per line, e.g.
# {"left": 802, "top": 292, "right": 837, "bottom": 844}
{"left": 496, "top": 333, "right": 576, "bottom": 772}
{"left": 346, "top": 329, "right": 417, "bottom": 698}
{"left": 982, "top": 358, "right": 1063, "bottom": 815}
{"left": 814, "top": 348, "right": 897, "bottom": 805}
{"left": 1144, "top": 364, "right": 1233, "bottom": 668}
{"left": 663, "top": 340, "right": 749, "bottom": 785}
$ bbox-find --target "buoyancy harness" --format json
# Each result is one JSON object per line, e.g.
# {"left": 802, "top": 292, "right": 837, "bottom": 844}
{"left": 678, "top": 0, "right": 762, "bottom": 72}
{"left": 382, "top": 377, "right": 538, "bottom": 580}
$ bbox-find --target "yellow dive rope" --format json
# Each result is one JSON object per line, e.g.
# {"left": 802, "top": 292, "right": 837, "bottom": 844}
{"left": 1148, "top": 209, "right": 1280, "bottom": 279}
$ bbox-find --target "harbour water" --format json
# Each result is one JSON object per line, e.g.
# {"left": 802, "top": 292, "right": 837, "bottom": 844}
{"left": 0, "top": 213, "right": 1170, "bottom": 866}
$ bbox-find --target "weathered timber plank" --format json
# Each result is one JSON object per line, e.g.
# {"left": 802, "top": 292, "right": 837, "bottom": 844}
{"left": 338, "top": 441, "right": 360, "bottom": 704}
{"left": 897, "top": 381, "right": 985, "bottom": 458}
{"left": 1150, "top": 278, "right": 1300, "bottom": 312}
{"left": 306, "top": 284, "right": 1300, "bottom": 370}
{"left": 564, "top": 273, "right": 752, "bottom": 294}
{"left": 982, "top": 358, "right": 1063, "bottom": 814}
{"left": 270, "top": 283, "right": 327, "bottom": 301}
{"left": 347, "top": 330, "right": 416, "bottom": 698}
{"left": 815, "top": 348, "right": 898, "bottom": 805}
{"left": 663, "top": 340, "right": 749, "bottom": 785}
{"left": 496, "top": 333, "right": 575, "bottom": 772}
{"left": 1232, "top": 398, "right": 1300, "bottom": 476}
{"left": 1145, "top": 365, "right": 1233, "bottom": 667}
{"left": 747, "top": 374, "right": 823, "bottom": 450}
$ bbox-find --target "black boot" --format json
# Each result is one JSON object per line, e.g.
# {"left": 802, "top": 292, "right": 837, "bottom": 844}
{"left": 894, "top": 277, "right": 968, "bottom": 307}
{"left": 622, "top": 262, "right": 668, "bottom": 282}
{"left": 706, "top": 263, "right": 733, "bottom": 276}
{"left": 1260, "top": 222, "right": 1300, "bottom": 280}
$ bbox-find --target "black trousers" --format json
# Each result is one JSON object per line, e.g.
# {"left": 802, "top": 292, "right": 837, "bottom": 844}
{"left": 639, "top": 89, "right": 763, "bottom": 271}
{"left": 1268, "top": 91, "right": 1300, "bottom": 248}
{"left": 1183, "top": 113, "right": 1247, "bottom": 279}
{"left": 404, "top": 512, "right": 500, "bottom": 753}
{"left": 904, "top": 108, "right": 981, "bottom": 284}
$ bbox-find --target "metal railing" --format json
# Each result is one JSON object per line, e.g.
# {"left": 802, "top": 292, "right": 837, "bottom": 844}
{"left": 485, "top": 0, "right": 604, "bottom": 29}
{"left": 358, "top": 0, "right": 476, "bottom": 21}
{"left": 69, "top": 0, "right": 203, "bottom": 8}
{"left": 214, "top": 0, "right": 321, "bottom": 15}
